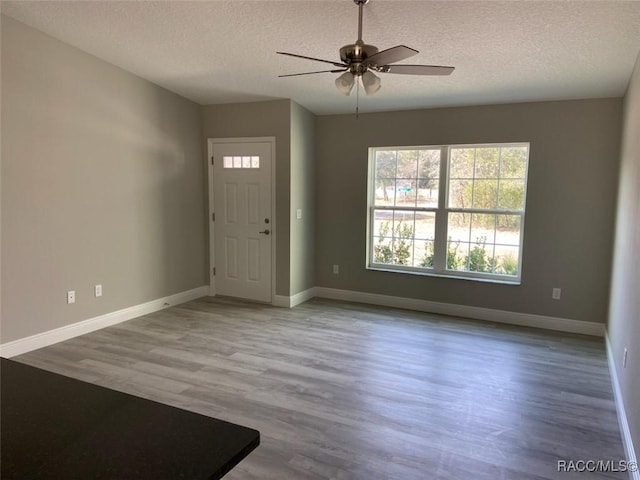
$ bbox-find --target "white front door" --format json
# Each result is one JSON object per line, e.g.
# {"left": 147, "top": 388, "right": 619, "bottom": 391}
{"left": 211, "top": 140, "right": 273, "bottom": 303}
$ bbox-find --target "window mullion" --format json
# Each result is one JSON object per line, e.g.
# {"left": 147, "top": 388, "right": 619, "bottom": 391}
{"left": 466, "top": 148, "right": 477, "bottom": 271}
{"left": 367, "top": 151, "right": 376, "bottom": 266}
{"left": 433, "top": 146, "right": 449, "bottom": 272}
{"left": 393, "top": 150, "right": 398, "bottom": 208}
{"left": 496, "top": 147, "right": 502, "bottom": 210}
{"left": 411, "top": 151, "right": 419, "bottom": 267}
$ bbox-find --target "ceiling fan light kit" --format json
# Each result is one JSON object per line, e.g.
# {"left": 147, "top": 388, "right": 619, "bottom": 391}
{"left": 335, "top": 71, "right": 356, "bottom": 95}
{"left": 362, "top": 70, "right": 381, "bottom": 95}
{"left": 277, "top": 0, "right": 454, "bottom": 100}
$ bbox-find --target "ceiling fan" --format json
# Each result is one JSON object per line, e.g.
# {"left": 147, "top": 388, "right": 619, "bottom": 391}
{"left": 277, "top": 0, "right": 454, "bottom": 97}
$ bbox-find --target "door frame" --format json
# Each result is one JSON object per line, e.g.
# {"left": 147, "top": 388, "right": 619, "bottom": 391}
{"left": 207, "top": 137, "right": 276, "bottom": 303}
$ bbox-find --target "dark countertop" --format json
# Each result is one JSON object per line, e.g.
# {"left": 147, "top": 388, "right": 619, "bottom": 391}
{"left": 0, "top": 358, "right": 259, "bottom": 480}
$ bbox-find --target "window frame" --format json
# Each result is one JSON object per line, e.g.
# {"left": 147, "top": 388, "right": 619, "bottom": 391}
{"left": 366, "top": 142, "right": 530, "bottom": 284}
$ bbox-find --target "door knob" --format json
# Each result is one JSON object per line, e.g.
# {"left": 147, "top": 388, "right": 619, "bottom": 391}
{"left": 259, "top": 229, "right": 270, "bottom": 235}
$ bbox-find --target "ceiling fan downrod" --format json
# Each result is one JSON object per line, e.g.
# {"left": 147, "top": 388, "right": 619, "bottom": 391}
{"left": 355, "top": 0, "right": 368, "bottom": 43}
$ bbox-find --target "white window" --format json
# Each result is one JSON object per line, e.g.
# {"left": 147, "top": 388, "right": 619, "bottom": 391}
{"left": 367, "top": 143, "right": 529, "bottom": 283}
{"left": 222, "top": 155, "right": 260, "bottom": 169}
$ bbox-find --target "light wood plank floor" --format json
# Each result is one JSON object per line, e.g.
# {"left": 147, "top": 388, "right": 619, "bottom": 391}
{"left": 14, "top": 297, "right": 627, "bottom": 479}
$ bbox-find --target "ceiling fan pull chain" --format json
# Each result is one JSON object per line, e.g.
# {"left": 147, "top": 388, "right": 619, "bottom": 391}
{"left": 356, "top": 79, "right": 360, "bottom": 119}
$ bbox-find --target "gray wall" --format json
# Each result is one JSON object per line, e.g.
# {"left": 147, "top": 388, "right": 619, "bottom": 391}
{"left": 316, "top": 99, "right": 622, "bottom": 325}
{"left": 202, "top": 100, "right": 292, "bottom": 297}
{"left": 290, "top": 102, "right": 316, "bottom": 295}
{"left": 1, "top": 16, "right": 206, "bottom": 343}
{"left": 608, "top": 52, "right": 640, "bottom": 458}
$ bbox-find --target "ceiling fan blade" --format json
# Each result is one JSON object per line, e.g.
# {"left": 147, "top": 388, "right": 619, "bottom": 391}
{"left": 279, "top": 69, "right": 348, "bottom": 78}
{"left": 382, "top": 64, "right": 455, "bottom": 76}
{"left": 277, "top": 52, "right": 346, "bottom": 68}
{"left": 363, "top": 45, "right": 418, "bottom": 67}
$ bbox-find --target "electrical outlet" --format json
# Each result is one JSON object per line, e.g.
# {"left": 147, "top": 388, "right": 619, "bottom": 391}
{"left": 67, "top": 290, "right": 76, "bottom": 304}
{"left": 95, "top": 284, "right": 102, "bottom": 297}
{"left": 296, "top": 209, "right": 302, "bottom": 220}
{"left": 332, "top": 264, "right": 339, "bottom": 274}
{"left": 623, "top": 348, "right": 628, "bottom": 368}
{"left": 552, "top": 288, "right": 561, "bottom": 300}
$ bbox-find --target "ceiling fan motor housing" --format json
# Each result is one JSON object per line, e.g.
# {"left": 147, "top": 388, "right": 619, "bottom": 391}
{"left": 339, "top": 42, "right": 379, "bottom": 75}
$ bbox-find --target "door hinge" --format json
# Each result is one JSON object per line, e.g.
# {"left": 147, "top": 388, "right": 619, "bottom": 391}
{"left": 213, "top": 267, "right": 216, "bottom": 276}
{"left": 212, "top": 213, "right": 215, "bottom": 222}
{"left": 211, "top": 156, "right": 214, "bottom": 165}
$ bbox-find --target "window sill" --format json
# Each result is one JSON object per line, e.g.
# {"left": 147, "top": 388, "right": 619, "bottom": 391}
{"left": 366, "top": 265, "right": 522, "bottom": 286}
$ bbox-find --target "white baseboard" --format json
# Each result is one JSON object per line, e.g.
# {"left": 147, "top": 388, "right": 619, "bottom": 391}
{"left": 313, "top": 287, "right": 605, "bottom": 337}
{"left": 273, "top": 287, "right": 316, "bottom": 308}
{"left": 605, "top": 333, "right": 639, "bottom": 480}
{"left": 272, "top": 295, "right": 289, "bottom": 308}
{"left": 0, "top": 286, "right": 209, "bottom": 358}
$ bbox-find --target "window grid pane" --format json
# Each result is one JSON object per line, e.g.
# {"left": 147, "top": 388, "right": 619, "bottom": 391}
{"left": 375, "top": 149, "right": 441, "bottom": 209}
{"left": 222, "top": 155, "right": 260, "bottom": 169}
{"left": 443, "top": 145, "right": 526, "bottom": 276}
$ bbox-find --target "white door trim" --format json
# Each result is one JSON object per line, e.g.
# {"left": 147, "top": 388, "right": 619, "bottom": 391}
{"left": 207, "top": 137, "right": 276, "bottom": 304}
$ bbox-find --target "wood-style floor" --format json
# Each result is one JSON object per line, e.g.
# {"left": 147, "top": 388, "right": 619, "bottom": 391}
{"left": 14, "top": 297, "right": 626, "bottom": 480}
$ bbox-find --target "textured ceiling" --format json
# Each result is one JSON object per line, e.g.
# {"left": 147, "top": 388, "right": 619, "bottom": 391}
{"left": 2, "top": 0, "right": 640, "bottom": 115}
